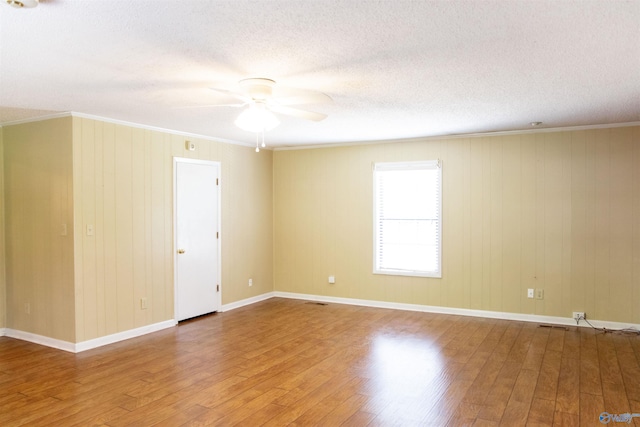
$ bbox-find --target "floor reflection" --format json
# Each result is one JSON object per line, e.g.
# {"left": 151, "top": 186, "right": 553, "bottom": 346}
{"left": 367, "top": 333, "right": 444, "bottom": 424}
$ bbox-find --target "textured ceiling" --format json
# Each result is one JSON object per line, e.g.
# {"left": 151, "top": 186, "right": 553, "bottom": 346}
{"left": 1, "top": 0, "right": 639, "bottom": 148}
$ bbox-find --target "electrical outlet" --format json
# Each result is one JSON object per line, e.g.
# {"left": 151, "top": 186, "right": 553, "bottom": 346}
{"left": 573, "top": 311, "right": 585, "bottom": 322}
{"left": 527, "top": 288, "right": 534, "bottom": 299}
{"left": 328, "top": 276, "right": 335, "bottom": 284}
{"left": 248, "top": 278, "right": 253, "bottom": 287}
{"left": 140, "top": 298, "right": 148, "bottom": 310}
{"left": 24, "top": 302, "right": 30, "bottom": 315}
{"left": 535, "top": 289, "right": 544, "bottom": 300}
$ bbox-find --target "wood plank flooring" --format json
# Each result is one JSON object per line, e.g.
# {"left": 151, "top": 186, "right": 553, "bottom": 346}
{"left": 1, "top": 298, "right": 640, "bottom": 426}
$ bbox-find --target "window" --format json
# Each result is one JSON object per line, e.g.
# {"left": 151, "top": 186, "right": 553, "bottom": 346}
{"left": 373, "top": 160, "right": 442, "bottom": 278}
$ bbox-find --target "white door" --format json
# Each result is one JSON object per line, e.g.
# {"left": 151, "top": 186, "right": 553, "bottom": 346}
{"left": 174, "top": 158, "right": 220, "bottom": 321}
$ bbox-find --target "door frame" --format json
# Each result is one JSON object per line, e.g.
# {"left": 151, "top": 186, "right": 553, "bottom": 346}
{"left": 173, "top": 157, "right": 222, "bottom": 321}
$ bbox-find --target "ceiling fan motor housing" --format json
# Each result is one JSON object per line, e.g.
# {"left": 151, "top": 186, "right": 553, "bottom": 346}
{"left": 239, "top": 78, "right": 275, "bottom": 100}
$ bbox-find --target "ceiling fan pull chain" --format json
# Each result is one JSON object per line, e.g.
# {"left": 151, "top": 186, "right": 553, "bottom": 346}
{"left": 255, "top": 133, "right": 260, "bottom": 152}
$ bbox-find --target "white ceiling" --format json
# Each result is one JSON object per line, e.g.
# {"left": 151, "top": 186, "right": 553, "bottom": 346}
{"left": 1, "top": 0, "right": 639, "bottom": 148}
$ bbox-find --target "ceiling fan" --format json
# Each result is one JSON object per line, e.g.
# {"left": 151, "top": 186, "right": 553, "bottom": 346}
{"left": 203, "top": 78, "right": 331, "bottom": 151}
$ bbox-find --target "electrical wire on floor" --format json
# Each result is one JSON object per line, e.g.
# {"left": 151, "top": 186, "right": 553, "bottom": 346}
{"left": 576, "top": 315, "right": 640, "bottom": 336}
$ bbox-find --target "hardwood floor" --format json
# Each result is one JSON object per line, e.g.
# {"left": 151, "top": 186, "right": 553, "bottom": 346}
{"left": 1, "top": 297, "right": 640, "bottom": 426}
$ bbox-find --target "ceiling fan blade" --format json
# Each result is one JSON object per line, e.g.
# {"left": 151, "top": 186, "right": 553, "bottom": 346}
{"left": 209, "top": 87, "right": 252, "bottom": 103}
{"left": 175, "top": 102, "right": 247, "bottom": 109}
{"left": 269, "top": 105, "right": 327, "bottom": 122}
{"left": 273, "top": 92, "right": 333, "bottom": 106}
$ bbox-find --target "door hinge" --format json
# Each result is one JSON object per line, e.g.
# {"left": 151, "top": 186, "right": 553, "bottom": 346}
{"left": 216, "top": 231, "right": 219, "bottom": 239}
{"left": 216, "top": 178, "right": 219, "bottom": 185}
{"left": 217, "top": 284, "right": 220, "bottom": 292}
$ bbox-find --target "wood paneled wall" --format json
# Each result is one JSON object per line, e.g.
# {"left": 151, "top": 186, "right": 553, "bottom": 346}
{"left": 273, "top": 127, "right": 640, "bottom": 323}
{"left": 3, "top": 118, "right": 638, "bottom": 341}
{"left": 3, "top": 118, "right": 75, "bottom": 342}
{"left": 72, "top": 117, "right": 273, "bottom": 342}
{"left": 2, "top": 116, "right": 273, "bottom": 343}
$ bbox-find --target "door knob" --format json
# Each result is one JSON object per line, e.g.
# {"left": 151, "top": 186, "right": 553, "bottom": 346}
{"left": 177, "top": 249, "right": 185, "bottom": 254}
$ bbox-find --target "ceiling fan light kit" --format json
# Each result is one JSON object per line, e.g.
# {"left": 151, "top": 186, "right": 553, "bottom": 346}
{"left": 234, "top": 102, "right": 280, "bottom": 153}
{"left": 234, "top": 102, "right": 280, "bottom": 133}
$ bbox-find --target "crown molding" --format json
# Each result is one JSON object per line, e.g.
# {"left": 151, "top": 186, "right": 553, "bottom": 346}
{"left": 0, "top": 112, "right": 72, "bottom": 127}
{"left": 3, "top": 112, "right": 636, "bottom": 152}
{"left": 71, "top": 112, "right": 256, "bottom": 148}
{"left": 0, "top": 111, "right": 259, "bottom": 149}
{"left": 274, "top": 121, "right": 640, "bottom": 151}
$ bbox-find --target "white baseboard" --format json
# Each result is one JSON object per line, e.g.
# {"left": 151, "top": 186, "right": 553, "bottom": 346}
{"left": 273, "top": 291, "right": 640, "bottom": 331}
{"left": 221, "top": 292, "right": 275, "bottom": 312}
{"left": 4, "top": 329, "right": 76, "bottom": 352}
{"left": 75, "top": 319, "right": 177, "bottom": 353}
{"left": 5, "top": 293, "right": 636, "bottom": 353}
{"left": 5, "top": 320, "right": 177, "bottom": 353}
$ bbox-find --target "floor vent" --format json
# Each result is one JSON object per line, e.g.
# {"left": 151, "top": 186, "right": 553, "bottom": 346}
{"left": 305, "top": 302, "right": 328, "bottom": 306}
{"left": 538, "top": 324, "right": 569, "bottom": 331}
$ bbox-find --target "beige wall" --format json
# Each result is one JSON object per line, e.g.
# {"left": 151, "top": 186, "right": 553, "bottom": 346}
{"left": 3, "top": 118, "right": 75, "bottom": 341}
{"left": 274, "top": 126, "right": 640, "bottom": 324}
{"left": 3, "top": 116, "right": 637, "bottom": 343}
{"left": 72, "top": 117, "right": 273, "bottom": 342}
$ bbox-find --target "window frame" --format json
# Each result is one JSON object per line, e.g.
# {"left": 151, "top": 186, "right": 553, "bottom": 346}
{"left": 372, "top": 160, "right": 442, "bottom": 278}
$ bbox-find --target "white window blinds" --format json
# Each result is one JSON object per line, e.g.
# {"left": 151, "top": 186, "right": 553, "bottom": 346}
{"left": 373, "top": 160, "right": 442, "bottom": 278}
